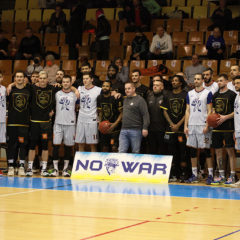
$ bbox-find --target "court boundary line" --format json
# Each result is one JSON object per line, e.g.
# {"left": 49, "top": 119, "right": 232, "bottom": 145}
{"left": 214, "top": 229, "right": 240, "bottom": 239}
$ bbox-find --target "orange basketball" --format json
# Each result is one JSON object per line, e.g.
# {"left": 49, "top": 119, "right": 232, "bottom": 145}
{"left": 207, "top": 113, "right": 220, "bottom": 128}
{"left": 99, "top": 121, "right": 111, "bottom": 134}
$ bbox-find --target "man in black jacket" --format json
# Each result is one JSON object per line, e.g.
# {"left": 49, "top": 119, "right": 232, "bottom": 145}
{"left": 95, "top": 8, "right": 111, "bottom": 60}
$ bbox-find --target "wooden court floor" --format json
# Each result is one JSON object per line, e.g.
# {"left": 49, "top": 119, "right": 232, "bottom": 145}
{"left": 0, "top": 177, "right": 240, "bottom": 240}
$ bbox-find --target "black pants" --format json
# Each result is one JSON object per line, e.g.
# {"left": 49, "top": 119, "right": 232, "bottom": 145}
{"left": 148, "top": 131, "right": 166, "bottom": 155}
{"left": 97, "top": 39, "right": 110, "bottom": 60}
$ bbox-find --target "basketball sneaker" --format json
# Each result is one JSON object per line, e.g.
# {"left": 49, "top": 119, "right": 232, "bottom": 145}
{"left": 206, "top": 175, "right": 214, "bottom": 185}
{"left": 211, "top": 176, "right": 225, "bottom": 185}
{"left": 185, "top": 174, "right": 199, "bottom": 183}
{"left": 62, "top": 169, "right": 71, "bottom": 177}
{"left": 25, "top": 168, "right": 33, "bottom": 177}
{"left": 7, "top": 166, "right": 14, "bottom": 176}
{"left": 18, "top": 166, "right": 25, "bottom": 176}
{"left": 41, "top": 169, "right": 49, "bottom": 177}
{"left": 229, "top": 180, "right": 240, "bottom": 188}
{"left": 224, "top": 176, "right": 236, "bottom": 186}
{"left": 49, "top": 169, "right": 59, "bottom": 177}
{"left": 0, "top": 169, "right": 3, "bottom": 176}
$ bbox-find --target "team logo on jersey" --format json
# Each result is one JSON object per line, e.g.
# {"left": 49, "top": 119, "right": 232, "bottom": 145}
{"left": 36, "top": 90, "right": 52, "bottom": 109}
{"left": 215, "top": 98, "right": 228, "bottom": 114}
{"left": 102, "top": 103, "right": 113, "bottom": 119}
{"left": 191, "top": 98, "right": 202, "bottom": 112}
{"left": 104, "top": 158, "right": 119, "bottom": 175}
{"left": 13, "top": 93, "right": 28, "bottom": 112}
{"left": 234, "top": 101, "right": 240, "bottom": 114}
{"left": 59, "top": 97, "right": 70, "bottom": 111}
{"left": 169, "top": 98, "right": 184, "bottom": 117}
{"left": 81, "top": 94, "right": 91, "bottom": 109}
{"left": 0, "top": 95, "right": 5, "bottom": 107}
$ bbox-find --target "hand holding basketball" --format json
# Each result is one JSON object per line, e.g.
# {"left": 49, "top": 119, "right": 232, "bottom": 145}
{"left": 207, "top": 113, "right": 220, "bottom": 128}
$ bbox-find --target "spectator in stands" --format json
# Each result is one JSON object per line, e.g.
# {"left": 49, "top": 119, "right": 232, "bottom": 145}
{"left": 131, "top": 28, "right": 149, "bottom": 60}
{"left": 142, "top": 0, "right": 161, "bottom": 18}
{"left": 67, "top": 1, "right": 86, "bottom": 60}
{"left": 17, "top": 27, "right": 41, "bottom": 60}
{"left": 46, "top": 4, "right": 67, "bottom": 33}
{"left": 148, "top": 26, "right": 173, "bottom": 60}
{"left": 206, "top": 27, "right": 226, "bottom": 60}
{"left": 8, "top": 35, "right": 18, "bottom": 60}
{"left": 227, "top": 65, "right": 240, "bottom": 93}
{"left": 210, "top": 0, "right": 232, "bottom": 31}
{"left": 95, "top": 8, "right": 111, "bottom": 60}
{"left": 0, "top": 30, "right": 9, "bottom": 60}
{"left": 113, "top": 57, "right": 129, "bottom": 83}
{"left": 120, "top": 0, "right": 151, "bottom": 32}
{"left": 184, "top": 54, "right": 206, "bottom": 88}
{"left": 43, "top": 54, "right": 60, "bottom": 85}
{"left": 26, "top": 55, "right": 43, "bottom": 78}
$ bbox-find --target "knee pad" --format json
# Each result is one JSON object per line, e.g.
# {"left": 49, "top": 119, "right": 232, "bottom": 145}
{"left": 204, "top": 148, "right": 211, "bottom": 158}
{"left": 190, "top": 148, "right": 197, "bottom": 158}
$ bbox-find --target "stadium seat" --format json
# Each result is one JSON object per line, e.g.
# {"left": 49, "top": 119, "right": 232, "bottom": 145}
{"left": 147, "top": 60, "right": 163, "bottom": 68}
{"left": 178, "top": 7, "right": 192, "bottom": 18}
{"left": 29, "top": 9, "right": 42, "bottom": 22}
{"left": 220, "top": 59, "right": 237, "bottom": 74}
{"left": 125, "top": 45, "right": 132, "bottom": 60}
{"left": 151, "top": 19, "right": 165, "bottom": 32}
{"left": 193, "top": 6, "right": 207, "bottom": 19}
{"left": 44, "top": 33, "right": 58, "bottom": 46}
{"left": 109, "top": 20, "right": 118, "bottom": 33}
{"left": 228, "top": 5, "right": 240, "bottom": 18}
{"left": 82, "top": 33, "right": 90, "bottom": 46}
{"left": 110, "top": 33, "right": 121, "bottom": 46}
{"left": 171, "top": 0, "right": 185, "bottom": 6}
{"left": 182, "top": 19, "right": 198, "bottom": 32}
{"left": 42, "top": 9, "right": 55, "bottom": 23}
{"left": 29, "top": 21, "right": 42, "bottom": 33}
{"left": 209, "top": 5, "right": 218, "bottom": 17}
{"left": 188, "top": 31, "right": 204, "bottom": 44}
{"left": 15, "top": 22, "right": 28, "bottom": 33}
{"left": 177, "top": 45, "right": 193, "bottom": 59}
{"left": 15, "top": 10, "right": 28, "bottom": 22}
{"left": 109, "top": 45, "right": 124, "bottom": 60}
{"left": 202, "top": 60, "right": 218, "bottom": 74}
{"left": 0, "top": 60, "right": 12, "bottom": 74}
{"left": 130, "top": 60, "right": 145, "bottom": 73}
{"left": 15, "top": 0, "right": 27, "bottom": 9}
{"left": 199, "top": 19, "right": 212, "bottom": 32}
{"left": 63, "top": 9, "right": 70, "bottom": 21}
{"left": 62, "top": 60, "right": 77, "bottom": 75}
{"left": 122, "top": 32, "right": 136, "bottom": 46}
{"left": 60, "top": 45, "right": 69, "bottom": 59}
{"left": 1, "top": 22, "right": 14, "bottom": 33}
{"left": 28, "top": 0, "right": 40, "bottom": 9}
{"left": 118, "top": 19, "right": 127, "bottom": 33}
{"left": 165, "top": 60, "right": 181, "bottom": 73}
{"left": 95, "top": 60, "right": 111, "bottom": 75}
{"left": 202, "top": 0, "right": 208, "bottom": 5}
{"left": 115, "top": 8, "right": 123, "bottom": 21}
{"left": 195, "top": 44, "right": 208, "bottom": 58}
{"left": 59, "top": 33, "right": 66, "bottom": 46}
{"left": 78, "top": 46, "right": 90, "bottom": 59}
{"left": 230, "top": 44, "right": 240, "bottom": 58}
{"left": 143, "top": 32, "right": 154, "bottom": 43}
{"left": 172, "top": 32, "right": 187, "bottom": 45}
{"left": 45, "top": 46, "right": 60, "bottom": 56}
{"left": 141, "top": 76, "right": 150, "bottom": 87}
{"left": 187, "top": 0, "right": 201, "bottom": 6}
{"left": 161, "top": 7, "right": 176, "bottom": 17}
{"left": 13, "top": 60, "right": 29, "bottom": 73}
{"left": 2, "top": 75, "right": 13, "bottom": 87}
{"left": 1, "top": 10, "right": 14, "bottom": 22}
{"left": 182, "top": 60, "right": 192, "bottom": 70}
{"left": 166, "top": 19, "right": 181, "bottom": 33}
{"left": 223, "top": 31, "right": 239, "bottom": 45}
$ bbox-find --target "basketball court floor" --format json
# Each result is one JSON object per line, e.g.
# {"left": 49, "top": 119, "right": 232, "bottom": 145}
{"left": 0, "top": 176, "right": 240, "bottom": 240}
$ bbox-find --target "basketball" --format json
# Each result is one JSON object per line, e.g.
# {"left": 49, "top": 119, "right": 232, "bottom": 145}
{"left": 207, "top": 113, "right": 220, "bottom": 128}
{"left": 99, "top": 120, "right": 111, "bottom": 134}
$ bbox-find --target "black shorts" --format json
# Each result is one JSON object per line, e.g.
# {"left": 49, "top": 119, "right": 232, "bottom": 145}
{"left": 100, "top": 131, "right": 119, "bottom": 149}
{"left": 211, "top": 131, "right": 235, "bottom": 149}
{"left": 7, "top": 126, "right": 29, "bottom": 145}
{"left": 29, "top": 121, "right": 52, "bottom": 150}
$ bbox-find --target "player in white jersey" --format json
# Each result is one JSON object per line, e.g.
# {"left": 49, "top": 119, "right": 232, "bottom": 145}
{"left": 184, "top": 73, "right": 213, "bottom": 184}
{"left": 51, "top": 75, "right": 78, "bottom": 177}
{"left": 203, "top": 68, "right": 219, "bottom": 94}
{"left": 227, "top": 65, "right": 239, "bottom": 94}
{"left": 0, "top": 72, "right": 6, "bottom": 145}
{"left": 75, "top": 72, "right": 102, "bottom": 152}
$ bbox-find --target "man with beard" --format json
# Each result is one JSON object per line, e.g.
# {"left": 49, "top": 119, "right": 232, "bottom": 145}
{"left": 203, "top": 68, "right": 219, "bottom": 94}
{"left": 131, "top": 69, "right": 149, "bottom": 99}
{"left": 97, "top": 81, "right": 123, "bottom": 152}
{"left": 161, "top": 75, "right": 188, "bottom": 182}
{"left": 147, "top": 75, "right": 166, "bottom": 154}
{"left": 55, "top": 69, "right": 65, "bottom": 84}
{"left": 74, "top": 62, "right": 101, "bottom": 87}
{"left": 211, "top": 74, "right": 237, "bottom": 185}
{"left": 107, "top": 64, "right": 125, "bottom": 95}
{"left": 227, "top": 65, "right": 240, "bottom": 94}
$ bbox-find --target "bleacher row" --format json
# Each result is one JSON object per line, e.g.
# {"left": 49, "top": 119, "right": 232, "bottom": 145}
{"left": 1, "top": 58, "right": 239, "bottom": 88}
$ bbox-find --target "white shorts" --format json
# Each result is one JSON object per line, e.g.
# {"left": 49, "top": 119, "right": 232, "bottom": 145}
{"left": 75, "top": 121, "right": 98, "bottom": 144}
{"left": 235, "top": 138, "right": 240, "bottom": 150}
{"left": 187, "top": 125, "right": 211, "bottom": 149}
{"left": 0, "top": 123, "right": 6, "bottom": 143}
{"left": 53, "top": 124, "right": 75, "bottom": 146}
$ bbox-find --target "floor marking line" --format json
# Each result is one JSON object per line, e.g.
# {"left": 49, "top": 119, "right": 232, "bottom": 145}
{"left": 79, "top": 221, "right": 150, "bottom": 240}
{"left": 214, "top": 229, "right": 240, "bottom": 240}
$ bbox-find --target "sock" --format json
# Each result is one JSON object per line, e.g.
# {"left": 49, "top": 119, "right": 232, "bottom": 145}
{"left": 42, "top": 161, "right": 47, "bottom": 171}
{"left": 40, "top": 161, "right": 43, "bottom": 167}
{"left": 230, "top": 171, "right": 235, "bottom": 178}
{"left": 63, "top": 160, "right": 69, "bottom": 171}
{"left": 219, "top": 170, "right": 225, "bottom": 178}
{"left": 53, "top": 160, "right": 59, "bottom": 171}
{"left": 208, "top": 168, "right": 213, "bottom": 177}
{"left": 20, "top": 160, "right": 25, "bottom": 166}
{"left": 192, "top": 167, "right": 198, "bottom": 177}
{"left": 28, "top": 161, "right": 33, "bottom": 169}
{"left": 8, "top": 159, "right": 14, "bottom": 166}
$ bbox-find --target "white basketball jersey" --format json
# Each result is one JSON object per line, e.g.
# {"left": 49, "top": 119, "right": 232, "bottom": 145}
{"left": 55, "top": 90, "right": 77, "bottom": 125}
{"left": 78, "top": 86, "right": 101, "bottom": 122}
{"left": 203, "top": 82, "right": 219, "bottom": 95}
{"left": 187, "top": 88, "right": 212, "bottom": 126}
{"left": 227, "top": 81, "right": 237, "bottom": 94}
{"left": 0, "top": 85, "right": 6, "bottom": 123}
{"left": 234, "top": 94, "right": 240, "bottom": 134}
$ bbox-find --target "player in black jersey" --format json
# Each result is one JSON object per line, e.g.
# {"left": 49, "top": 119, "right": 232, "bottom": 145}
{"left": 7, "top": 71, "right": 31, "bottom": 176}
{"left": 97, "top": 81, "right": 123, "bottom": 152}
{"left": 161, "top": 74, "right": 188, "bottom": 182}
{"left": 131, "top": 69, "right": 149, "bottom": 99}
{"left": 211, "top": 74, "right": 237, "bottom": 185}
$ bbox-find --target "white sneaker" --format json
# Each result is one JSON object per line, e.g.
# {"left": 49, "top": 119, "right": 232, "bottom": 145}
{"left": 229, "top": 180, "right": 240, "bottom": 188}
{"left": 50, "top": 169, "right": 59, "bottom": 177}
{"left": 8, "top": 167, "right": 14, "bottom": 176}
{"left": 25, "top": 168, "right": 33, "bottom": 177}
{"left": 41, "top": 170, "right": 49, "bottom": 177}
{"left": 18, "top": 166, "right": 25, "bottom": 176}
{"left": 62, "top": 169, "right": 71, "bottom": 177}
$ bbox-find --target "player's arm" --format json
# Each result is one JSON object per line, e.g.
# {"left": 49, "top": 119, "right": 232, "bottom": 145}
{"left": 108, "top": 111, "right": 123, "bottom": 133}
{"left": 163, "top": 110, "right": 174, "bottom": 126}
{"left": 71, "top": 86, "right": 80, "bottom": 99}
{"left": 184, "top": 104, "right": 190, "bottom": 135}
{"left": 203, "top": 92, "right": 213, "bottom": 133}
